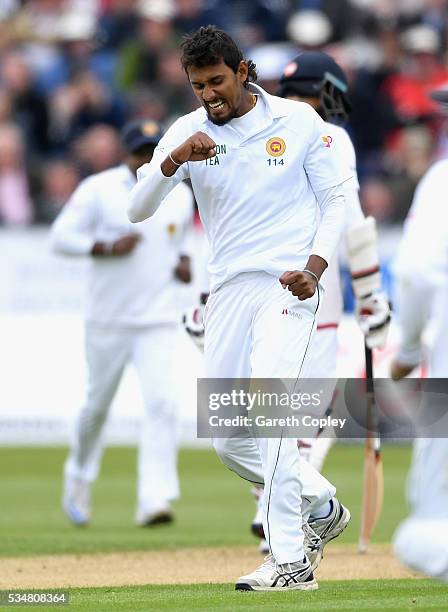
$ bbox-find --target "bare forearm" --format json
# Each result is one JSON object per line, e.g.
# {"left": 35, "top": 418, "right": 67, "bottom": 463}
{"left": 161, "top": 155, "right": 183, "bottom": 177}
{"left": 303, "top": 254, "right": 328, "bottom": 280}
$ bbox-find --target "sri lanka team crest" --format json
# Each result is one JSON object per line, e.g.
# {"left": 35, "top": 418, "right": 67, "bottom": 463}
{"left": 266, "top": 137, "right": 286, "bottom": 157}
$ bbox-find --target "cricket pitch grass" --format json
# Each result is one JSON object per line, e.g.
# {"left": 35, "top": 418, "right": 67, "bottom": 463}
{"left": 1, "top": 445, "right": 447, "bottom": 610}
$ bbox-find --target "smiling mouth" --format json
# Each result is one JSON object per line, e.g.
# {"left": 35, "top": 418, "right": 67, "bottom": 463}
{"left": 207, "top": 99, "right": 226, "bottom": 111}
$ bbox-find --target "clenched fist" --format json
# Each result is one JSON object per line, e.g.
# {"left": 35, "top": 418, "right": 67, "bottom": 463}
{"left": 279, "top": 270, "right": 318, "bottom": 301}
{"left": 91, "top": 233, "right": 141, "bottom": 257}
{"left": 162, "top": 132, "right": 216, "bottom": 176}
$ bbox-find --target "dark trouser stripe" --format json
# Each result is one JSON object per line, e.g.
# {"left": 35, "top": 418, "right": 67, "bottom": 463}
{"left": 266, "top": 286, "right": 321, "bottom": 557}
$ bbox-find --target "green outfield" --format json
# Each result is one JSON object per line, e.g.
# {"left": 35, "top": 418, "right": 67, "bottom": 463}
{"left": 1, "top": 444, "right": 447, "bottom": 610}
{"left": 0, "top": 444, "right": 410, "bottom": 556}
{"left": 9, "top": 580, "right": 440, "bottom": 611}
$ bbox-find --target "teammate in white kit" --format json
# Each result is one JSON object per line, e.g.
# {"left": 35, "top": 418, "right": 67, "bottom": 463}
{"left": 248, "top": 51, "right": 391, "bottom": 550}
{"left": 391, "top": 88, "right": 448, "bottom": 580}
{"left": 129, "top": 26, "right": 350, "bottom": 591}
{"left": 51, "top": 120, "right": 194, "bottom": 528}
{"left": 278, "top": 51, "right": 391, "bottom": 467}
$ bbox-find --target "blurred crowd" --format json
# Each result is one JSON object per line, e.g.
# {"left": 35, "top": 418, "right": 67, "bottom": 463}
{"left": 1, "top": 0, "right": 448, "bottom": 225}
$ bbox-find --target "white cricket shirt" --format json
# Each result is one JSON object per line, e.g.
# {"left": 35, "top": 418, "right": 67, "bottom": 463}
{"left": 51, "top": 164, "right": 193, "bottom": 326}
{"left": 393, "top": 159, "right": 448, "bottom": 367}
{"left": 130, "top": 84, "right": 352, "bottom": 292}
{"left": 317, "top": 123, "right": 364, "bottom": 327}
{"left": 394, "top": 158, "right": 448, "bottom": 286}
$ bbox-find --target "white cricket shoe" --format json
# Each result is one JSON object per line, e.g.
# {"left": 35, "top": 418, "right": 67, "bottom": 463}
{"left": 62, "top": 476, "right": 91, "bottom": 527}
{"left": 306, "top": 497, "right": 351, "bottom": 567}
{"left": 250, "top": 487, "right": 324, "bottom": 564}
{"left": 302, "top": 521, "right": 323, "bottom": 570}
{"left": 235, "top": 554, "right": 318, "bottom": 591}
{"left": 135, "top": 505, "right": 174, "bottom": 527}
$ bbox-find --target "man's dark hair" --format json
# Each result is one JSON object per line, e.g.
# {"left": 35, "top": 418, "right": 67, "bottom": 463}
{"left": 180, "top": 25, "right": 257, "bottom": 87}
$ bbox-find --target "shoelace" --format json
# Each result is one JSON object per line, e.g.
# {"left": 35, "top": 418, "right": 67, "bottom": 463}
{"left": 277, "top": 559, "right": 309, "bottom": 575}
{"left": 303, "top": 521, "right": 322, "bottom": 551}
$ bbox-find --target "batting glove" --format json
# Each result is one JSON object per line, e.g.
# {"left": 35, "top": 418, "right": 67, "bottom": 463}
{"left": 356, "top": 291, "right": 391, "bottom": 349}
{"left": 182, "top": 304, "right": 205, "bottom": 352}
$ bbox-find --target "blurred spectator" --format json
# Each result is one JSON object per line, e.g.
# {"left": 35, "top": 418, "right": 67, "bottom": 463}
{"left": 381, "top": 25, "right": 448, "bottom": 126}
{"left": 173, "top": 0, "right": 229, "bottom": 35}
{"left": 49, "top": 68, "right": 127, "bottom": 150}
{"left": 422, "top": 0, "right": 448, "bottom": 41}
{"left": 0, "top": 0, "right": 19, "bottom": 21}
{"left": 360, "top": 124, "right": 434, "bottom": 224}
{"left": 156, "top": 47, "right": 196, "bottom": 116}
{"left": 289, "top": 1, "right": 360, "bottom": 44}
{"left": 11, "top": 0, "right": 67, "bottom": 42}
{"left": 0, "top": 20, "right": 14, "bottom": 54}
{"left": 0, "top": 123, "right": 33, "bottom": 226}
{"left": 0, "top": 50, "right": 51, "bottom": 155}
{"left": 0, "top": 88, "right": 12, "bottom": 123}
{"left": 229, "top": 0, "right": 290, "bottom": 45}
{"left": 384, "top": 124, "right": 434, "bottom": 222}
{"left": 118, "top": 1, "right": 176, "bottom": 90}
{"left": 35, "top": 158, "right": 80, "bottom": 222}
{"left": 0, "top": 0, "right": 445, "bottom": 226}
{"left": 360, "top": 177, "right": 395, "bottom": 224}
{"left": 126, "top": 86, "right": 167, "bottom": 122}
{"left": 351, "top": 0, "right": 423, "bottom": 26}
{"left": 8, "top": 0, "right": 67, "bottom": 85}
{"left": 348, "top": 14, "right": 408, "bottom": 180}
{"left": 32, "top": 10, "right": 115, "bottom": 94}
{"left": 97, "top": 0, "right": 139, "bottom": 50}
{"left": 287, "top": 10, "right": 332, "bottom": 49}
{"left": 72, "top": 123, "right": 121, "bottom": 176}
{"left": 248, "top": 42, "right": 297, "bottom": 93}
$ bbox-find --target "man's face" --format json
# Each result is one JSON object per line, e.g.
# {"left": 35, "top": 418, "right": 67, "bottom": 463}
{"left": 187, "top": 59, "right": 248, "bottom": 125}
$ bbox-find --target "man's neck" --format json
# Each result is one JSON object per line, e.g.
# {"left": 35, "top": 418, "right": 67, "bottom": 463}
{"left": 235, "top": 88, "right": 257, "bottom": 118}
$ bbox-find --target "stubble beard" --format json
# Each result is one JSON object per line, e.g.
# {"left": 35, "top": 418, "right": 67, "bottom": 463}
{"left": 206, "top": 105, "right": 237, "bottom": 126}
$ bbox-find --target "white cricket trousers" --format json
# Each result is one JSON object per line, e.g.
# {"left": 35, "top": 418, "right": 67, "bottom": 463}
{"left": 299, "top": 326, "right": 338, "bottom": 470}
{"left": 65, "top": 324, "right": 179, "bottom": 513}
{"left": 205, "top": 272, "right": 336, "bottom": 564}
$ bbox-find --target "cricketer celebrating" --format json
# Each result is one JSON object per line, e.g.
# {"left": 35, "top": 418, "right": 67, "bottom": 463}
{"left": 51, "top": 120, "right": 193, "bottom": 528}
{"left": 129, "top": 26, "right": 350, "bottom": 592}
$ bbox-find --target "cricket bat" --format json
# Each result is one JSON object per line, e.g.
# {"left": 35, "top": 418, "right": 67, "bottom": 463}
{"left": 358, "top": 345, "right": 384, "bottom": 553}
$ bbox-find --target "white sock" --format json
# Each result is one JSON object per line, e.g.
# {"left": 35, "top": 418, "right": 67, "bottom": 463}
{"left": 310, "top": 499, "right": 332, "bottom": 520}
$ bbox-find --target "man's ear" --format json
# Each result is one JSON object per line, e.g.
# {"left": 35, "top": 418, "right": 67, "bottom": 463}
{"left": 237, "top": 60, "right": 249, "bottom": 84}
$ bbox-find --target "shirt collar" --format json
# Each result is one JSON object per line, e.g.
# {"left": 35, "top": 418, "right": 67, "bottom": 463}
{"left": 248, "top": 83, "right": 290, "bottom": 119}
